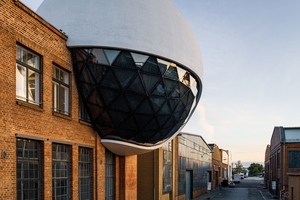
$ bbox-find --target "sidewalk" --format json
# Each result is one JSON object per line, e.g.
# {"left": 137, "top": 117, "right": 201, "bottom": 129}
{"left": 193, "top": 187, "right": 225, "bottom": 200}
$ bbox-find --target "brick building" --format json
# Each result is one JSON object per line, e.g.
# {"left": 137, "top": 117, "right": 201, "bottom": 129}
{"left": 0, "top": 0, "right": 203, "bottom": 199}
{"left": 265, "top": 127, "right": 300, "bottom": 199}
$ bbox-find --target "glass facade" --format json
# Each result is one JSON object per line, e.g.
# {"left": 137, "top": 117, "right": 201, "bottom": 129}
{"left": 178, "top": 134, "right": 211, "bottom": 195}
{"left": 71, "top": 48, "right": 202, "bottom": 145}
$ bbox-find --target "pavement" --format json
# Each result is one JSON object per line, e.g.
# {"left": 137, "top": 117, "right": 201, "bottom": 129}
{"left": 193, "top": 187, "right": 275, "bottom": 200}
{"left": 193, "top": 187, "right": 224, "bottom": 200}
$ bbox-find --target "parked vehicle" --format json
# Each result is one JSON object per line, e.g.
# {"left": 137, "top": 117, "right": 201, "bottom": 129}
{"left": 228, "top": 182, "right": 235, "bottom": 187}
{"left": 240, "top": 173, "right": 244, "bottom": 179}
{"left": 233, "top": 174, "right": 240, "bottom": 183}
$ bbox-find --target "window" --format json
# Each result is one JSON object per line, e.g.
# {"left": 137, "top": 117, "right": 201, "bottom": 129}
{"left": 17, "top": 138, "right": 41, "bottom": 200}
{"left": 52, "top": 143, "right": 71, "bottom": 199}
{"left": 79, "top": 97, "right": 90, "bottom": 122}
{"left": 78, "top": 147, "right": 92, "bottom": 200}
{"left": 288, "top": 150, "right": 300, "bottom": 168}
{"left": 52, "top": 65, "right": 70, "bottom": 115}
{"left": 16, "top": 45, "right": 41, "bottom": 105}
{"left": 162, "top": 141, "right": 172, "bottom": 193}
{"left": 105, "top": 150, "right": 115, "bottom": 200}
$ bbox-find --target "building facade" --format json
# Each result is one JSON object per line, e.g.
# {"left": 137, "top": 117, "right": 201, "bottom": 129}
{"left": 1, "top": 0, "right": 204, "bottom": 199}
{"left": 265, "top": 127, "right": 300, "bottom": 199}
{"left": 137, "top": 133, "right": 212, "bottom": 200}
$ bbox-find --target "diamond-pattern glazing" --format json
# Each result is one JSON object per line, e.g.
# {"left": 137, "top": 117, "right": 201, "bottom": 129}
{"left": 72, "top": 48, "right": 202, "bottom": 145}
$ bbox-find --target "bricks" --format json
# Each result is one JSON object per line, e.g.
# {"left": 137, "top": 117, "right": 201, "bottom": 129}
{"left": 0, "top": 1, "right": 106, "bottom": 199}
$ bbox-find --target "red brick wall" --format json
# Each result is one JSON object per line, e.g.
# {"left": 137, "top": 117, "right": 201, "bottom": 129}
{"left": 0, "top": 1, "right": 107, "bottom": 199}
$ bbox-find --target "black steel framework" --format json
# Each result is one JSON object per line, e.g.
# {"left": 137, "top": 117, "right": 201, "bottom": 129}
{"left": 71, "top": 48, "right": 202, "bottom": 146}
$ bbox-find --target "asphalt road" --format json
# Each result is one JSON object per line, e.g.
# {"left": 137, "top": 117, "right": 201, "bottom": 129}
{"left": 197, "top": 177, "right": 274, "bottom": 200}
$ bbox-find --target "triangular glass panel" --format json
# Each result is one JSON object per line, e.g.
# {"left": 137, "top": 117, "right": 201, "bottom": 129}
{"left": 126, "top": 75, "right": 146, "bottom": 95}
{"left": 141, "top": 56, "right": 160, "bottom": 74}
{"left": 124, "top": 93, "right": 145, "bottom": 111}
{"left": 80, "top": 66, "right": 95, "bottom": 84}
{"left": 119, "top": 116, "right": 138, "bottom": 131}
{"left": 149, "top": 97, "right": 166, "bottom": 113}
{"left": 147, "top": 131, "right": 166, "bottom": 144}
{"left": 107, "top": 110, "right": 129, "bottom": 127}
{"left": 89, "top": 63, "right": 108, "bottom": 83}
{"left": 182, "top": 72, "right": 191, "bottom": 87}
{"left": 164, "top": 65, "right": 179, "bottom": 80}
{"left": 79, "top": 83, "right": 93, "bottom": 99}
{"left": 163, "top": 79, "right": 177, "bottom": 96}
{"left": 156, "top": 114, "right": 171, "bottom": 127}
{"left": 157, "top": 58, "right": 168, "bottom": 74}
{"left": 170, "top": 82, "right": 180, "bottom": 98}
{"left": 178, "top": 82, "right": 189, "bottom": 97}
{"left": 110, "top": 94, "right": 130, "bottom": 112}
{"left": 135, "top": 99, "right": 154, "bottom": 115}
{"left": 158, "top": 101, "right": 171, "bottom": 115}
{"left": 113, "top": 68, "right": 136, "bottom": 89}
{"left": 91, "top": 49, "right": 109, "bottom": 65}
{"left": 100, "top": 69, "right": 120, "bottom": 89}
{"left": 168, "top": 99, "right": 179, "bottom": 112}
{"left": 163, "top": 115, "right": 176, "bottom": 129}
{"left": 142, "top": 130, "right": 159, "bottom": 143}
{"left": 131, "top": 52, "right": 149, "bottom": 69}
{"left": 86, "top": 103, "right": 101, "bottom": 119}
{"left": 103, "top": 49, "right": 120, "bottom": 65}
{"left": 73, "top": 49, "right": 87, "bottom": 62}
{"left": 87, "top": 89, "right": 104, "bottom": 107}
{"left": 141, "top": 73, "right": 161, "bottom": 93}
{"left": 177, "top": 67, "right": 186, "bottom": 83}
{"left": 99, "top": 88, "right": 120, "bottom": 106}
{"left": 143, "top": 118, "right": 159, "bottom": 131}
{"left": 173, "top": 100, "right": 185, "bottom": 114}
{"left": 131, "top": 133, "right": 144, "bottom": 143}
{"left": 133, "top": 114, "right": 153, "bottom": 130}
{"left": 94, "top": 113, "right": 114, "bottom": 127}
{"left": 112, "top": 51, "right": 136, "bottom": 69}
{"left": 152, "top": 81, "right": 166, "bottom": 96}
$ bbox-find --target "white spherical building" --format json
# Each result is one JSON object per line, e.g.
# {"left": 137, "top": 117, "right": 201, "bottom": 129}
{"left": 37, "top": 0, "right": 203, "bottom": 155}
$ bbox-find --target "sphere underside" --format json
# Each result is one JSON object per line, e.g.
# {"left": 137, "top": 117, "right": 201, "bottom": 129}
{"left": 72, "top": 48, "right": 201, "bottom": 146}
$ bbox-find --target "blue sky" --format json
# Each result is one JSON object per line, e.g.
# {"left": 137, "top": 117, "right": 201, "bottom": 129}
{"left": 21, "top": 0, "right": 300, "bottom": 166}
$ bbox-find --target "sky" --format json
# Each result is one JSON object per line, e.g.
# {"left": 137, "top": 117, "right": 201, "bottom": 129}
{"left": 21, "top": 0, "right": 300, "bottom": 167}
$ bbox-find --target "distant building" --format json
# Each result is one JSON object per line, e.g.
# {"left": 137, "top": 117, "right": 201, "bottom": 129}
{"left": 264, "top": 127, "right": 300, "bottom": 199}
{"left": 137, "top": 132, "right": 212, "bottom": 200}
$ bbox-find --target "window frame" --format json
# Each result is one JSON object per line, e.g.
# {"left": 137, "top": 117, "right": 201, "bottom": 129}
{"left": 52, "top": 143, "right": 71, "bottom": 200}
{"left": 52, "top": 64, "right": 71, "bottom": 116}
{"left": 16, "top": 44, "right": 42, "bottom": 106}
{"left": 16, "top": 138, "right": 42, "bottom": 200}
{"left": 105, "top": 149, "right": 116, "bottom": 200}
{"left": 78, "top": 147, "right": 92, "bottom": 200}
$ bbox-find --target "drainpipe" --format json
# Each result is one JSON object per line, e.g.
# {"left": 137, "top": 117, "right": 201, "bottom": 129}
{"left": 95, "top": 131, "right": 98, "bottom": 200}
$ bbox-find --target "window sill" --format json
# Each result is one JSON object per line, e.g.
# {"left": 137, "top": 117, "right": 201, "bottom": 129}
{"left": 16, "top": 100, "right": 43, "bottom": 112}
{"left": 53, "top": 112, "right": 72, "bottom": 121}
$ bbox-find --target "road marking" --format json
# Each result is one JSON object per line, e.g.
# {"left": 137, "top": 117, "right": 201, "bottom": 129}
{"left": 259, "top": 190, "right": 266, "bottom": 200}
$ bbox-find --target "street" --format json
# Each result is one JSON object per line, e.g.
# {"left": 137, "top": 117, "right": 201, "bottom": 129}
{"left": 197, "top": 177, "right": 274, "bottom": 200}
